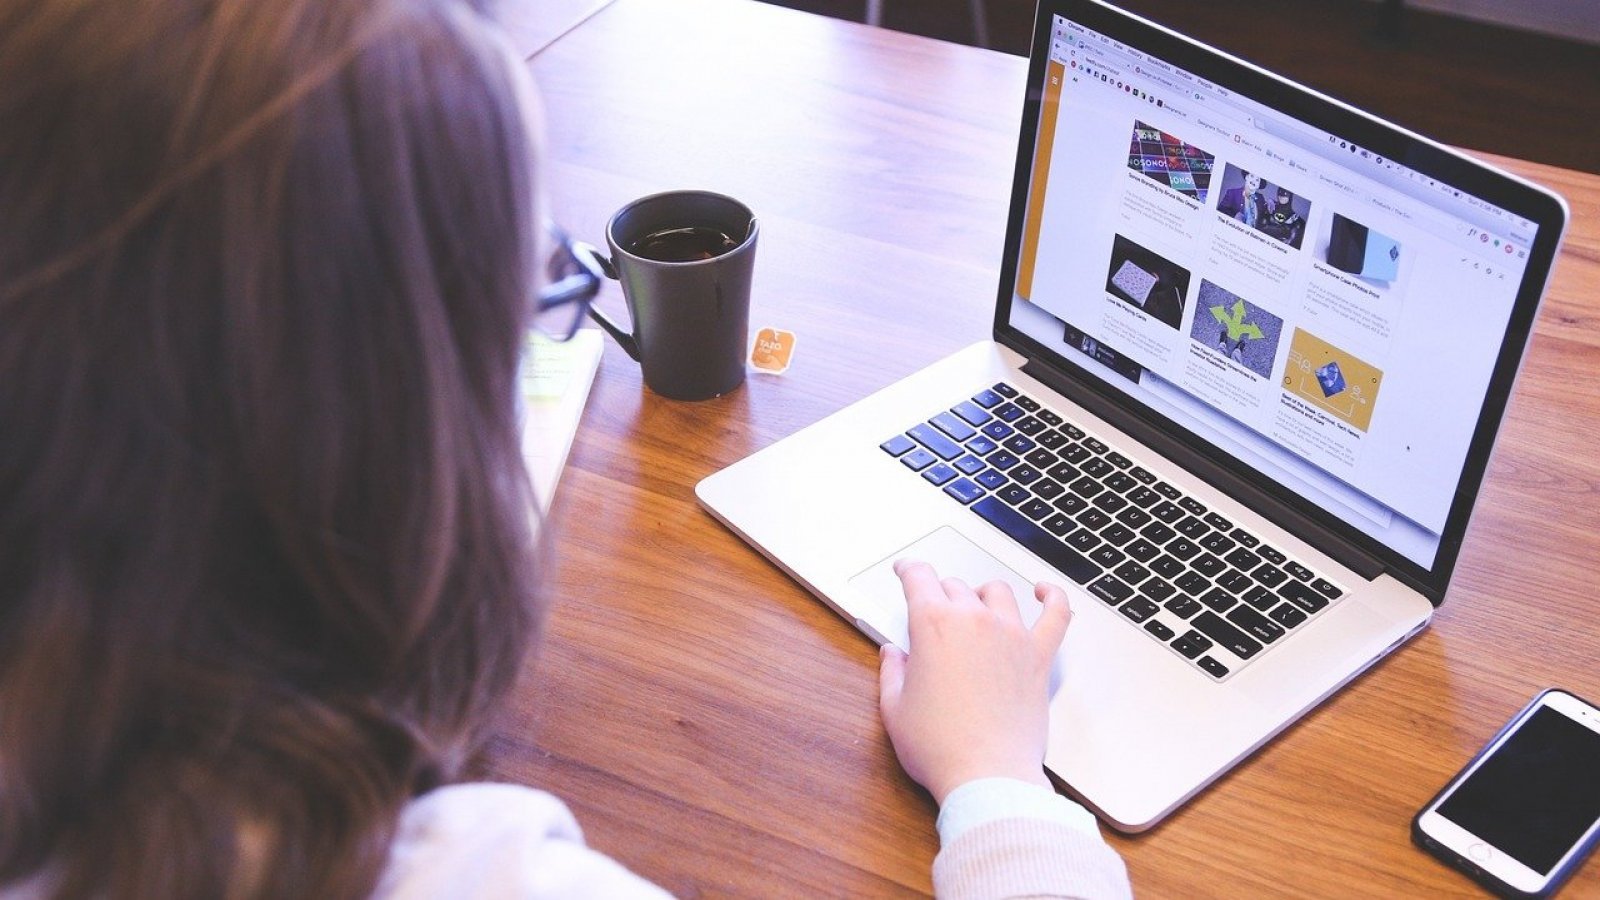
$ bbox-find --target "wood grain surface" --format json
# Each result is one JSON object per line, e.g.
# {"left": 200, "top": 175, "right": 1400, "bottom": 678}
{"left": 479, "top": 0, "right": 1600, "bottom": 895}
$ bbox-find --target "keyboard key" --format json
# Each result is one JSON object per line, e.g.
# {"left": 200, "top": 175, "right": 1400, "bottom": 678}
{"left": 970, "top": 496, "right": 1098, "bottom": 584}
{"left": 1066, "top": 529, "right": 1100, "bottom": 553}
{"left": 1101, "top": 523, "right": 1137, "bottom": 546}
{"left": 1144, "top": 620, "right": 1176, "bottom": 641}
{"left": 1119, "top": 597, "right": 1160, "bottom": 623}
{"left": 1059, "top": 443, "right": 1092, "bottom": 464}
{"left": 1092, "top": 493, "right": 1129, "bottom": 514}
{"left": 1226, "top": 605, "right": 1285, "bottom": 643}
{"left": 987, "top": 451, "right": 1020, "bottom": 471}
{"left": 943, "top": 478, "right": 984, "bottom": 504}
{"left": 1014, "top": 395, "right": 1041, "bottom": 412}
{"left": 1165, "top": 595, "right": 1203, "bottom": 619}
{"left": 1077, "top": 508, "right": 1112, "bottom": 530}
{"left": 1069, "top": 477, "right": 1106, "bottom": 498}
{"left": 1002, "top": 434, "right": 1036, "bottom": 454}
{"left": 901, "top": 448, "right": 936, "bottom": 471}
{"left": 1241, "top": 585, "right": 1278, "bottom": 611}
{"left": 997, "top": 484, "right": 1031, "bottom": 505}
{"left": 1192, "top": 612, "right": 1263, "bottom": 659}
{"left": 1200, "top": 588, "right": 1237, "bottom": 613}
{"left": 1141, "top": 578, "right": 1176, "bottom": 602}
{"left": 1284, "top": 560, "right": 1313, "bottom": 581}
{"left": 931, "top": 411, "right": 977, "bottom": 442}
{"left": 1081, "top": 457, "right": 1113, "bottom": 479}
{"left": 1229, "top": 528, "right": 1260, "bottom": 548}
{"left": 991, "top": 382, "right": 1019, "bottom": 398}
{"left": 1129, "top": 466, "right": 1157, "bottom": 485}
{"left": 1224, "top": 547, "right": 1261, "bottom": 572}
{"left": 981, "top": 421, "right": 1014, "bottom": 440}
{"left": 1051, "top": 493, "right": 1087, "bottom": 515}
{"left": 1104, "top": 472, "right": 1137, "bottom": 493}
{"left": 1203, "top": 512, "right": 1233, "bottom": 531}
{"left": 1260, "top": 546, "right": 1290, "bottom": 566}
{"left": 881, "top": 434, "right": 916, "bottom": 456}
{"left": 1172, "top": 630, "right": 1211, "bottom": 657}
{"left": 1116, "top": 507, "right": 1153, "bottom": 529}
{"left": 972, "top": 388, "right": 1005, "bottom": 408}
{"left": 1197, "top": 656, "right": 1230, "bottom": 678}
{"left": 1175, "top": 571, "right": 1209, "bottom": 596}
{"left": 1312, "top": 578, "right": 1343, "bottom": 599}
{"left": 1150, "top": 501, "right": 1185, "bottom": 524}
{"left": 1046, "top": 462, "right": 1081, "bottom": 483}
{"left": 1124, "top": 538, "right": 1160, "bottom": 563}
{"left": 954, "top": 454, "right": 986, "bottom": 475}
{"left": 1215, "top": 569, "right": 1253, "bottom": 594}
{"left": 992, "top": 402, "right": 1024, "bottom": 422}
{"left": 952, "top": 400, "right": 992, "bottom": 426}
{"left": 1140, "top": 521, "right": 1177, "bottom": 544}
{"left": 1089, "top": 576, "right": 1133, "bottom": 604}
{"left": 1089, "top": 545, "right": 1125, "bottom": 569}
{"left": 975, "top": 469, "right": 1008, "bottom": 490}
{"left": 1032, "top": 479, "right": 1065, "bottom": 501}
{"left": 1150, "top": 555, "right": 1185, "bottom": 579}
{"left": 1009, "top": 465, "right": 1042, "bottom": 485}
{"left": 1042, "top": 513, "right": 1075, "bottom": 536}
{"left": 965, "top": 434, "right": 999, "bottom": 456}
{"left": 1192, "top": 554, "right": 1227, "bottom": 578}
{"left": 1020, "top": 499, "right": 1052, "bottom": 520}
{"left": 1014, "top": 417, "right": 1046, "bottom": 436}
{"left": 1036, "top": 429, "right": 1068, "bottom": 450}
{"left": 1104, "top": 451, "right": 1132, "bottom": 469}
{"left": 922, "top": 463, "right": 957, "bottom": 486}
{"left": 1198, "top": 531, "right": 1236, "bottom": 555}
{"left": 1166, "top": 538, "right": 1200, "bottom": 561}
{"left": 1279, "top": 580, "right": 1328, "bottom": 613}
{"left": 1153, "top": 482, "right": 1182, "bottom": 500}
{"left": 1126, "top": 486, "right": 1160, "bottom": 508}
{"left": 1253, "top": 563, "right": 1288, "bottom": 588}
{"left": 1024, "top": 448, "right": 1057, "bottom": 468}
{"left": 1113, "top": 560, "right": 1150, "bottom": 585}
{"left": 1176, "top": 516, "right": 1209, "bottom": 539}
{"left": 1037, "top": 409, "right": 1063, "bottom": 426}
{"left": 1178, "top": 497, "right": 1207, "bottom": 516}
{"left": 908, "top": 423, "right": 963, "bottom": 460}
{"left": 1082, "top": 437, "right": 1109, "bottom": 454}
{"left": 1269, "top": 603, "right": 1308, "bottom": 629}
{"left": 1062, "top": 423, "right": 1086, "bottom": 440}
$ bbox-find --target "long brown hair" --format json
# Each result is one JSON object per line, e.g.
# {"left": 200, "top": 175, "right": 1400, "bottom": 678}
{"left": 0, "top": 0, "right": 543, "bottom": 894}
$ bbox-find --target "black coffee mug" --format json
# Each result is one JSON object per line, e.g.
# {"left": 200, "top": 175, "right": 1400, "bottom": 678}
{"left": 580, "top": 190, "right": 758, "bottom": 401}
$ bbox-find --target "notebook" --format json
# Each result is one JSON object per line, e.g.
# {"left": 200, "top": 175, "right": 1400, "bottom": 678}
{"left": 697, "top": 0, "right": 1568, "bottom": 830}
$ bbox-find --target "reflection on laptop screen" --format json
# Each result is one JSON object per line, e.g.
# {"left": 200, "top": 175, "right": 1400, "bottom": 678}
{"left": 1006, "top": 14, "right": 1541, "bottom": 569}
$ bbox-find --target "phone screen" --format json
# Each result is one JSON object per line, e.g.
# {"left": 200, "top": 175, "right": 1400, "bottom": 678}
{"left": 1435, "top": 706, "right": 1600, "bottom": 874}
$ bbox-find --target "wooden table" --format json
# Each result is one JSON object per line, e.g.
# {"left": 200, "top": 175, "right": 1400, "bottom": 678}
{"left": 481, "top": 0, "right": 1600, "bottom": 895}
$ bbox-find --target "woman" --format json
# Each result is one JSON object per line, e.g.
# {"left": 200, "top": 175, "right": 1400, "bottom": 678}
{"left": 0, "top": 0, "right": 1127, "bottom": 896}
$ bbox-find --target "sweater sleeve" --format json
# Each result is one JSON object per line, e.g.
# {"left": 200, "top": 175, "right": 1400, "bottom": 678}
{"left": 932, "top": 779, "right": 1132, "bottom": 900}
{"left": 374, "top": 783, "right": 673, "bottom": 900}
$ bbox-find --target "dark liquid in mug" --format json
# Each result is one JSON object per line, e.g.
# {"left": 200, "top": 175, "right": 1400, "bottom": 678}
{"left": 629, "top": 225, "right": 739, "bottom": 262}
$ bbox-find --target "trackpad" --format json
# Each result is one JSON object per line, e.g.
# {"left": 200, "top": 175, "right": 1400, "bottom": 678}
{"left": 847, "top": 526, "right": 1047, "bottom": 654}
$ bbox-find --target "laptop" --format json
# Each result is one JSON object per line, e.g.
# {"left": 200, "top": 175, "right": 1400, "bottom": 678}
{"left": 697, "top": 0, "right": 1568, "bottom": 831}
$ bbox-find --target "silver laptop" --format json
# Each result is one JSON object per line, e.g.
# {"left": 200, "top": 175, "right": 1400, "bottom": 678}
{"left": 697, "top": 0, "right": 1568, "bottom": 831}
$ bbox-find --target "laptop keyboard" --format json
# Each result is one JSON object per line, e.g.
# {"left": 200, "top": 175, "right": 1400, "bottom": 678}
{"left": 881, "top": 382, "right": 1346, "bottom": 682}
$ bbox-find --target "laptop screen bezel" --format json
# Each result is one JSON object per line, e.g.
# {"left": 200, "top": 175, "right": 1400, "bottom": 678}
{"left": 991, "top": 0, "right": 1568, "bottom": 604}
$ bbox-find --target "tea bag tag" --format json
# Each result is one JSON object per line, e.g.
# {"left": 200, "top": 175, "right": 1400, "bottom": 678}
{"left": 750, "top": 327, "right": 797, "bottom": 375}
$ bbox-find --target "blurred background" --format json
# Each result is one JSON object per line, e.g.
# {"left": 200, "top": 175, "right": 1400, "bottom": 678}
{"left": 758, "top": 0, "right": 1600, "bottom": 174}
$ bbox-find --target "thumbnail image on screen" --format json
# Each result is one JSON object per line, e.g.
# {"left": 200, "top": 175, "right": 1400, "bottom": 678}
{"left": 1105, "top": 234, "right": 1190, "bottom": 330}
{"left": 1282, "top": 328, "right": 1384, "bottom": 431}
{"left": 1189, "top": 279, "right": 1284, "bottom": 379}
{"left": 1325, "top": 212, "right": 1402, "bottom": 283}
{"left": 1127, "top": 121, "right": 1215, "bottom": 203}
{"left": 1215, "top": 163, "right": 1311, "bottom": 249}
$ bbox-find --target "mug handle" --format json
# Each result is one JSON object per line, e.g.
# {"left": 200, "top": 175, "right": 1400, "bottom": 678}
{"left": 571, "top": 240, "right": 641, "bottom": 361}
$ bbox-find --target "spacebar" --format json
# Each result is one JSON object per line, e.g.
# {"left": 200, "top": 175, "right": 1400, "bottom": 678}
{"left": 970, "top": 497, "right": 1100, "bottom": 585}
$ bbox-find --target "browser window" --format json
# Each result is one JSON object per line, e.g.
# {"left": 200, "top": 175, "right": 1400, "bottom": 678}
{"left": 1008, "top": 15, "right": 1539, "bottom": 568}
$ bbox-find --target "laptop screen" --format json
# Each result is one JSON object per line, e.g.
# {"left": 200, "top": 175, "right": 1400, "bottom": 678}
{"left": 997, "top": 3, "right": 1563, "bottom": 592}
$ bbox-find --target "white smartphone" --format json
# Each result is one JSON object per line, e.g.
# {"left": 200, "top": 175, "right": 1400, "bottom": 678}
{"left": 1413, "top": 689, "right": 1600, "bottom": 898}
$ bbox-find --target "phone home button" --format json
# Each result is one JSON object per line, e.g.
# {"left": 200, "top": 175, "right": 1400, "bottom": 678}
{"left": 1468, "top": 842, "right": 1493, "bottom": 862}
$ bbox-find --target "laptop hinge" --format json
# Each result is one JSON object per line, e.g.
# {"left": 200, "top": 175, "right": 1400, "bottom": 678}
{"left": 1020, "top": 357, "right": 1388, "bottom": 582}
